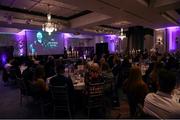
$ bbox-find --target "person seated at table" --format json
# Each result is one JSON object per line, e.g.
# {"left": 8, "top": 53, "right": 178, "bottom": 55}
{"left": 32, "top": 65, "right": 48, "bottom": 99}
{"left": 112, "top": 55, "right": 121, "bottom": 106}
{"left": 107, "top": 54, "right": 114, "bottom": 69}
{"left": 49, "top": 60, "right": 74, "bottom": 88}
{"left": 9, "top": 58, "right": 21, "bottom": 79}
{"left": 100, "top": 61, "right": 113, "bottom": 85}
{"left": 2, "top": 59, "right": 12, "bottom": 84}
{"left": 49, "top": 60, "right": 74, "bottom": 107}
{"left": 99, "top": 57, "right": 106, "bottom": 68}
{"left": 45, "top": 56, "right": 55, "bottom": 78}
{"left": 100, "top": 61, "right": 113, "bottom": 78}
{"left": 20, "top": 60, "right": 34, "bottom": 95}
{"left": 4, "top": 59, "right": 13, "bottom": 74}
{"left": 121, "top": 56, "right": 132, "bottom": 82}
{"left": 143, "top": 69, "right": 180, "bottom": 119}
{"left": 112, "top": 56, "right": 121, "bottom": 87}
{"left": 148, "top": 62, "right": 159, "bottom": 92}
{"left": 85, "top": 63, "right": 104, "bottom": 85}
{"left": 123, "top": 66, "right": 148, "bottom": 117}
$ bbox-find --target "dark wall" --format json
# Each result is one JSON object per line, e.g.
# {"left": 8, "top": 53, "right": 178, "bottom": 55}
{"left": 127, "top": 26, "right": 154, "bottom": 51}
{"left": 96, "top": 43, "right": 108, "bottom": 58}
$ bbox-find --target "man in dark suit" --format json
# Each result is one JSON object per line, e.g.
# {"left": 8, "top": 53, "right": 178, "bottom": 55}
{"left": 49, "top": 61, "right": 74, "bottom": 94}
{"left": 49, "top": 60, "right": 75, "bottom": 113}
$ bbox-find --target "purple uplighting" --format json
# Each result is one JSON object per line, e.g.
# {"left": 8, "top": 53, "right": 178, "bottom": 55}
{"left": 17, "top": 30, "right": 26, "bottom": 36}
{"left": 104, "top": 35, "right": 118, "bottom": 53}
{"left": 167, "top": 26, "right": 180, "bottom": 51}
{"left": 15, "top": 30, "right": 26, "bottom": 56}
{"left": 1, "top": 54, "right": 7, "bottom": 65}
{"left": 63, "top": 33, "right": 72, "bottom": 49}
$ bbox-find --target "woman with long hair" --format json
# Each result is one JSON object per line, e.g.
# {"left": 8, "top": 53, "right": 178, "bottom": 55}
{"left": 123, "top": 66, "right": 148, "bottom": 117}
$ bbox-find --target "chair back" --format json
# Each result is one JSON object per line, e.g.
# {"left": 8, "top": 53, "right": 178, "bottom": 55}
{"left": 86, "top": 82, "right": 105, "bottom": 117}
{"left": 86, "top": 82, "right": 105, "bottom": 109}
{"left": 17, "top": 78, "right": 28, "bottom": 95}
{"left": 87, "top": 82, "right": 104, "bottom": 97}
{"left": 49, "top": 84, "right": 70, "bottom": 106}
{"left": 49, "top": 84, "right": 72, "bottom": 118}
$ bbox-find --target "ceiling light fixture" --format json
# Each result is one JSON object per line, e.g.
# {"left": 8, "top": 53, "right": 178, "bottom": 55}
{"left": 118, "top": 28, "right": 126, "bottom": 40}
{"left": 42, "top": 4, "right": 58, "bottom": 35}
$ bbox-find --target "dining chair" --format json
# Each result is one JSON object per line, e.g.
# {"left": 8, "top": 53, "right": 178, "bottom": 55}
{"left": 16, "top": 78, "right": 30, "bottom": 105}
{"left": 86, "top": 82, "right": 105, "bottom": 118}
{"left": 49, "top": 84, "right": 71, "bottom": 118}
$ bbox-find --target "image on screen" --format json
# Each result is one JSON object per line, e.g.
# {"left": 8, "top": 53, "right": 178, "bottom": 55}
{"left": 26, "top": 30, "right": 64, "bottom": 55}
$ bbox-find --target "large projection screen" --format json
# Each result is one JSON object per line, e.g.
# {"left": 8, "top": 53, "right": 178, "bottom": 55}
{"left": 26, "top": 30, "right": 64, "bottom": 55}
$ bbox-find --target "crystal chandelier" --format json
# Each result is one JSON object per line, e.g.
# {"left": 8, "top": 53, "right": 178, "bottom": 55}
{"left": 42, "top": 13, "right": 57, "bottom": 35}
{"left": 118, "top": 28, "right": 126, "bottom": 40}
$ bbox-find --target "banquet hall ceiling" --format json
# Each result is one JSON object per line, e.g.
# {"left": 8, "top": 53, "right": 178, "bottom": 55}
{"left": 0, "top": 0, "right": 180, "bottom": 33}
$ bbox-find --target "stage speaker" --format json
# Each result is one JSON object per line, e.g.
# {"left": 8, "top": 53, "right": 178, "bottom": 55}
{"left": 96, "top": 43, "right": 108, "bottom": 56}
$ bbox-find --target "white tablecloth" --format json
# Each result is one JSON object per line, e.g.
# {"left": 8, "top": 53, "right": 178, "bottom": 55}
{"left": 46, "top": 74, "right": 85, "bottom": 90}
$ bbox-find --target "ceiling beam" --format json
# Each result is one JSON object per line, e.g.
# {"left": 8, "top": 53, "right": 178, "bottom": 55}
{"left": 70, "top": 12, "right": 111, "bottom": 28}
{"left": 59, "top": 0, "right": 153, "bottom": 28}
{"left": 154, "top": 0, "right": 180, "bottom": 12}
{"left": 0, "top": 5, "right": 92, "bottom": 21}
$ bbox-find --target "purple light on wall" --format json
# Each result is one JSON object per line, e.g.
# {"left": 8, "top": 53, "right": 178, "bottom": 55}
{"left": 15, "top": 30, "right": 26, "bottom": 56}
{"left": 17, "top": 30, "right": 26, "bottom": 36}
{"left": 1, "top": 54, "right": 7, "bottom": 65}
{"left": 104, "top": 35, "right": 118, "bottom": 53}
{"left": 63, "top": 33, "right": 72, "bottom": 48}
{"left": 167, "top": 26, "right": 180, "bottom": 51}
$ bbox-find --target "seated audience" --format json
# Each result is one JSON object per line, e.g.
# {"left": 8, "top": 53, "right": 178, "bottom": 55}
{"left": 112, "top": 56, "right": 121, "bottom": 106}
{"left": 2, "top": 59, "right": 12, "bottom": 83}
{"left": 148, "top": 62, "right": 159, "bottom": 92}
{"left": 32, "top": 65, "right": 48, "bottom": 97}
{"left": 21, "top": 59, "right": 35, "bottom": 93}
{"left": 49, "top": 60, "right": 74, "bottom": 105}
{"left": 86, "top": 63, "right": 104, "bottom": 84}
{"left": 9, "top": 58, "right": 21, "bottom": 79}
{"left": 101, "top": 62, "right": 113, "bottom": 78}
{"left": 45, "top": 56, "right": 55, "bottom": 78}
{"left": 143, "top": 69, "right": 180, "bottom": 119}
{"left": 112, "top": 56, "right": 121, "bottom": 87}
{"left": 120, "top": 56, "right": 132, "bottom": 86}
{"left": 99, "top": 57, "right": 106, "bottom": 67}
{"left": 123, "top": 66, "right": 148, "bottom": 117}
{"left": 49, "top": 61, "right": 74, "bottom": 87}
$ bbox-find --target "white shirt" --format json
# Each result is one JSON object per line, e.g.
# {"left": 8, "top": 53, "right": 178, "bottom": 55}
{"left": 143, "top": 91, "right": 180, "bottom": 119}
{"left": 46, "top": 75, "right": 56, "bottom": 85}
{"left": 19, "top": 65, "right": 27, "bottom": 74}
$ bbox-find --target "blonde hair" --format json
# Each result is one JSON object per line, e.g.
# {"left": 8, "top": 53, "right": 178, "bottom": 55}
{"left": 89, "top": 63, "right": 100, "bottom": 73}
{"left": 124, "top": 66, "right": 144, "bottom": 92}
